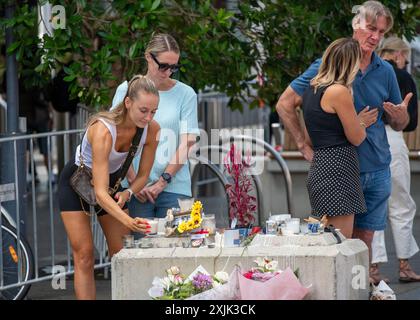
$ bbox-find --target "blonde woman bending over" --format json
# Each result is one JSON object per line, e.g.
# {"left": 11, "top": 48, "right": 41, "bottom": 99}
{"left": 58, "top": 75, "right": 160, "bottom": 299}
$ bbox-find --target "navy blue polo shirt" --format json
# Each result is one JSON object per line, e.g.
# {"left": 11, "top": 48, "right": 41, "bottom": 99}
{"left": 290, "top": 52, "right": 402, "bottom": 173}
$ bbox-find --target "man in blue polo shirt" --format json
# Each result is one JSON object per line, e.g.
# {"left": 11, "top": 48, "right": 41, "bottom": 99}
{"left": 276, "top": 1, "right": 413, "bottom": 285}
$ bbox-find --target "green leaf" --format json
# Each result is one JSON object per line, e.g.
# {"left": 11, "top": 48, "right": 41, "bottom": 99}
{"left": 150, "top": 0, "right": 161, "bottom": 11}
{"left": 128, "top": 43, "right": 138, "bottom": 59}
{"left": 63, "top": 75, "right": 76, "bottom": 82}
{"left": 63, "top": 66, "right": 73, "bottom": 75}
{"left": 6, "top": 41, "right": 21, "bottom": 53}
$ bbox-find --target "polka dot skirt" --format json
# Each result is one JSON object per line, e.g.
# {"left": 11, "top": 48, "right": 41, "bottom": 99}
{"left": 307, "top": 145, "right": 367, "bottom": 217}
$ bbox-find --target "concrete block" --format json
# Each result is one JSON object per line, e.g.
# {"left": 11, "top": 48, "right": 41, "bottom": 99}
{"left": 250, "top": 233, "right": 345, "bottom": 247}
{"left": 112, "top": 237, "right": 369, "bottom": 300}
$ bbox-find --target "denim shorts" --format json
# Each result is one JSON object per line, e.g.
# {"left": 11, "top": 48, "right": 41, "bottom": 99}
{"left": 128, "top": 191, "right": 190, "bottom": 219}
{"left": 354, "top": 167, "right": 391, "bottom": 231}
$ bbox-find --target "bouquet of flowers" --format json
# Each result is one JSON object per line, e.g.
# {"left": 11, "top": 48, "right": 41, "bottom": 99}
{"left": 165, "top": 200, "right": 204, "bottom": 237}
{"left": 238, "top": 257, "right": 309, "bottom": 300}
{"left": 176, "top": 201, "right": 203, "bottom": 234}
{"left": 148, "top": 265, "right": 231, "bottom": 300}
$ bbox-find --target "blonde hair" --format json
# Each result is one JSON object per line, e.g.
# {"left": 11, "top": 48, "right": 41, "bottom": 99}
{"left": 145, "top": 33, "right": 180, "bottom": 56}
{"left": 352, "top": 1, "right": 394, "bottom": 33}
{"left": 87, "top": 75, "right": 158, "bottom": 128}
{"left": 377, "top": 36, "right": 410, "bottom": 58}
{"left": 311, "top": 38, "right": 361, "bottom": 92}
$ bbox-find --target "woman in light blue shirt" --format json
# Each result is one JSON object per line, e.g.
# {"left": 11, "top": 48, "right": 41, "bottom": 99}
{"left": 111, "top": 33, "right": 200, "bottom": 222}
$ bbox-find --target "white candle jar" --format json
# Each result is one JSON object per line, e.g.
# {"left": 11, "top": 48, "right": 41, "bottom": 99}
{"left": 201, "top": 214, "right": 216, "bottom": 235}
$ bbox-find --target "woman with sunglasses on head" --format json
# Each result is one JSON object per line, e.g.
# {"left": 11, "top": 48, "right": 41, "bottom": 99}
{"left": 111, "top": 33, "right": 199, "bottom": 227}
{"left": 58, "top": 75, "right": 160, "bottom": 299}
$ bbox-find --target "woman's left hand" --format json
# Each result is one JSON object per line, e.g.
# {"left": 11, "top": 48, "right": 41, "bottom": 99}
{"left": 114, "top": 190, "right": 131, "bottom": 208}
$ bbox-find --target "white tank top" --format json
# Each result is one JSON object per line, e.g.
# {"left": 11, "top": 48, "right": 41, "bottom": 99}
{"left": 75, "top": 118, "right": 147, "bottom": 174}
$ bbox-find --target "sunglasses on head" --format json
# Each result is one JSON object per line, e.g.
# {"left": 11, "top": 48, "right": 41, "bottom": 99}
{"left": 150, "top": 53, "right": 180, "bottom": 73}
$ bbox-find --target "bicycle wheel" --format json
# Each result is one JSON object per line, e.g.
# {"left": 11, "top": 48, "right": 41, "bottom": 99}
{"left": 0, "top": 221, "right": 34, "bottom": 300}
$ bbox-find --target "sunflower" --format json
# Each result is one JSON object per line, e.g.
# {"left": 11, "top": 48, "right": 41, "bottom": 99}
{"left": 177, "top": 221, "right": 188, "bottom": 234}
{"left": 186, "top": 220, "right": 195, "bottom": 230}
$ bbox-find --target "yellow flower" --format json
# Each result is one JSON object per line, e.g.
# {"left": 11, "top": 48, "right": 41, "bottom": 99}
{"left": 191, "top": 211, "right": 200, "bottom": 219}
{"left": 177, "top": 222, "right": 187, "bottom": 234}
{"left": 194, "top": 201, "right": 203, "bottom": 210}
{"left": 194, "top": 217, "right": 202, "bottom": 226}
{"left": 186, "top": 220, "right": 195, "bottom": 230}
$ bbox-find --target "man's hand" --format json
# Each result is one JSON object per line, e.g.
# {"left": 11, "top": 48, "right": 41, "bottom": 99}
{"left": 134, "top": 180, "right": 167, "bottom": 204}
{"left": 383, "top": 93, "right": 413, "bottom": 131}
{"left": 298, "top": 143, "right": 314, "bottom": 162}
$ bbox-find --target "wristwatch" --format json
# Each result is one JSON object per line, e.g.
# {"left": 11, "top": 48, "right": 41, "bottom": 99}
{"left": 125, "top": 188, "right": 134, "bottom": 200}
{"left": 161, "top": 172, "right": 172, "bottom": 184}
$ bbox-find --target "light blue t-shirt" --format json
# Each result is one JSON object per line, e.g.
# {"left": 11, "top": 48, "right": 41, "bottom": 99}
{"left": 111, "top": 80, "right": 200, "bottom": 196}
{"left": 290, "top": 52, "right": 402, "bottom": 173}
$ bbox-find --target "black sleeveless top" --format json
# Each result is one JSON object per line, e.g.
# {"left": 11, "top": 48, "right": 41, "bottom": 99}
{"left": 302, "top": 85, "right": 350, "bottom": 150}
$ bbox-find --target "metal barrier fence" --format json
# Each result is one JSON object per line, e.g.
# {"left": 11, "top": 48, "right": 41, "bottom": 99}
{"left": 0, "top": 130, "right": 110, "bottom": 298}
{"left": 0, "top": 94, "right": 277, "bottom": 298}
{"left": 197, "top": 91, "right": 269, "bottom": 134}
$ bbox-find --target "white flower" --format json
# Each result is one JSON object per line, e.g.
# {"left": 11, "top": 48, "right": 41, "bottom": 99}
{"left": 254, "top": 257, "right": 266, "bottom": 268}
{"left": 214, "top": 271, "right": 229, "bottom": 284}
{"left": 254, "top": 257, "right": 279, "bottom": 272}
{"left": 166, "top": 266, "right": 180, "bottom": 276}
{"left": 265, "top": 260, "right": 278, "bottom": 272}
{"left": 160, "top": 276, "right": 173, "bottom": 290}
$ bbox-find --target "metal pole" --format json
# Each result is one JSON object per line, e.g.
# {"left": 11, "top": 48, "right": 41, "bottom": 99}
{"left": 1, "top": 3, "right": 28, "bottom": 236}
{"left": 5, "top": 2, "right": 19, "bottom": 134}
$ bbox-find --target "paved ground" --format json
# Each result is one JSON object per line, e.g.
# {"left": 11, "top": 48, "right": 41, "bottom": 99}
{"left": 374, "top": 219, "right": 420, "bottom": 300}
{"left": 7, "top": 154, "right": 420, "bottom": 300}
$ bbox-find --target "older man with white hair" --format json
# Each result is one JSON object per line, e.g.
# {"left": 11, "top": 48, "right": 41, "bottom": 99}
{"left": 276, "top": 1, "right": 413, "bottom": 285}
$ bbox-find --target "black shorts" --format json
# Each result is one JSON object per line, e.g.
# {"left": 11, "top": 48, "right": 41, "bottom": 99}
{"left": 58, "top": 160, "right": 127, "bottom": 216}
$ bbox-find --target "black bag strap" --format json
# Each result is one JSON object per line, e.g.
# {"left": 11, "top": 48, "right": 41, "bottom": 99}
{"left": 324, "top": 224, "right": 342, "bottom": 244}
{"left": 111, "top": 127, "right": 144, "bottom": 193}
{"left": 78, "top": 125, "right": 144, "bottom": 193}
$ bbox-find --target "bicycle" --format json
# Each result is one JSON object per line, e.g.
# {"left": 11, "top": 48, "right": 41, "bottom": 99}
{"left": 0, "top": 206, "right": 34, "bottom": 300}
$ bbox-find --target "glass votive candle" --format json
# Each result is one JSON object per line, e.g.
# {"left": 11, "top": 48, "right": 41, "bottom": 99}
{"left": 146, "top": 219, "right": 158, "bottom": 234}
{"left": 300, "top": 222, "right": 308, "bottom": 234}
{"left": 157, "top": 218, "right": 166, "bottom": 235}
{"left": 286, "top": 218, "right": 300, "bottom": 234}
{"left": 202, "top": 214, "right": 216, "bottom": 235}
{"left": 123, "top": 234, "right": 134, "bottom": 248}
{"left": 266, "top": 220, "right": 277, "bottom": 235}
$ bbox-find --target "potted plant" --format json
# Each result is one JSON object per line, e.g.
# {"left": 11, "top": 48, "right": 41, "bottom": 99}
{"left": 224, "top": 143, "right": 257, "bottom": 236}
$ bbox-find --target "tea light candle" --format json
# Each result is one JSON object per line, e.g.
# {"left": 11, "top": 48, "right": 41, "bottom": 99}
{"left": 266, "top": 220, "right": 277, "bottom": 235}
{"left": 202, "top": 214, "right": 216, "bottom": 235}
{"left": 123, "top": 235, "right": 134, "bottom": 248}
{"left": 157, "top": 218, "right": 166, "bottom": 235}
{"left": 147, "top": 220, "right": 158, "bottom": 234}
{"left": 286, "top": 218, "right": 300, "bottom": 234}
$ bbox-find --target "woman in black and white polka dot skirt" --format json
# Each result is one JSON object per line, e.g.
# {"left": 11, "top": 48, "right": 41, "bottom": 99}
{"left": 301, "top": 38, "right": 376, "bottom": 238}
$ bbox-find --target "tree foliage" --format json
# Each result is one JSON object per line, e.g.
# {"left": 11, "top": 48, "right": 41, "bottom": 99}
{"left": 236, "top": 0, "right": 419, "bottom": 107}
{"left": 1, "top": 0, "right": 419, "bottom": 110}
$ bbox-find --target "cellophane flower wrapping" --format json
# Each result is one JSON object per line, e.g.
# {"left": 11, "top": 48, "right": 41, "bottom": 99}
{"left": 187, "top": 266, "right": 241, "bottom": 300}
{"left": 238, "top": 267, "right": 309, "bottom": 300}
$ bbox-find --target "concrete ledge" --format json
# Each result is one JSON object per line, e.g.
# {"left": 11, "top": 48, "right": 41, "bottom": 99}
{"left": 112, "top": 236, "right": 369, "bottom": 300}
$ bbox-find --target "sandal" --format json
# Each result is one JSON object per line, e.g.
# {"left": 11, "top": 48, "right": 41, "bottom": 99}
{"left": 369, "top": 263, "right": 390, "bottom": 286}
{"left": 399, "top": 260, "right": 420, "bottom": 282}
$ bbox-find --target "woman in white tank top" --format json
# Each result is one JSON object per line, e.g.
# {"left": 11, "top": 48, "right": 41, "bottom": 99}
{"left": 58, "top": 75, "right": 160, "bottom": 299}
